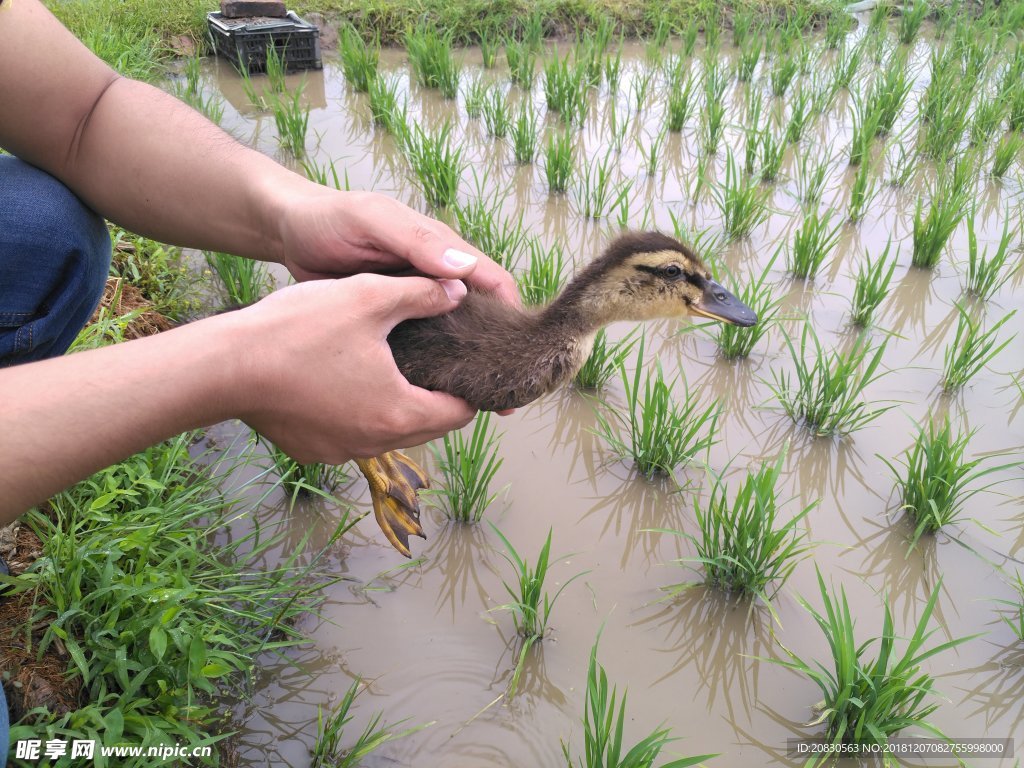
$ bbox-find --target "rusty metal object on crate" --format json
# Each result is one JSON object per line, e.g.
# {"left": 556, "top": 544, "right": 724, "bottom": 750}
{"left": 207, "top": 10, "right": 322, "bottom": 73}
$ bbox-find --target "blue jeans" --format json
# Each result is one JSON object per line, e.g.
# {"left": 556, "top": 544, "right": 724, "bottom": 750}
{"left": 0, "top": 155, "right": 111, "bottom": 367}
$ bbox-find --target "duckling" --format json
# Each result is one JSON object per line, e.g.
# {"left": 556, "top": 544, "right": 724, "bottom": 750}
{"left": 356, "top": 231, "right": 756, "bottom": 557}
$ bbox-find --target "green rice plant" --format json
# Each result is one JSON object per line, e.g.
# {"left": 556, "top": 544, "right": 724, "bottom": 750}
{"left": 312, "top": 678, "right": 424, "bottom": 768}
{"left": 702, "top": 60, "right": 728, "bottom": 153}
{"left": 736, "top": 36, "right": 763, "bottom": 82}
{"left": 431, "top": 412, "right": 503, "bottom": 522}
{"left": 991, "top": 132, "right": 1023, "bottom": 178}
{"left": 969, "top": 94, "right": 1006, "bottom": 147}
{"left": 510, "top": 103, "right": 540, "bottom": 164}
{"left": 574, "top": 33, "right": 605, "bottom": 88}
{"left": 830, "top": 38, "right": 864, "bottom": 92}
{"left": 823, "top": 9, "right": 852, "bottom": 49}
{"left": 453, "top": 197, "right": 528, "bottom": 271}
{"left": 406, "top": 23, "right": 460, "bottom": 98}
{"left": 595, "top": 337, "right": 719, "bottom": 477}
{"left": 518, "top": 239, "right": 566, "bottom": 305}
{"left": 638, "top": 127, "right": 667, "bottom": 175}
{"left": 338, "top": 24, "right": 379, "bottom": 92}
{"left": 463, "top": 73, "right": 487, "bottom": 118}
{"left": 770, "top": 47, "right": 799, "bottom": 98}
{"left": 715, "top": 151, "right": 771, "bottom": 241}
{"left": 575, "top": 328, "right": 640, "bottom": 389}
{"left": 666, "top": 71, "right": 697, "bottom": 132}
{"left": 788, "top": 208, "right": 842, "bottom": 279}
{"left": 796, "top": 148, "right": 831, "bottom": 207}
{"left": 681, "top": 18, "right": 699, "bottom": 57}
{"left": 482, "top": 86, "right": 512, "bottom": 138}
{"left": 67, "top": 281, "right": 146, "bottom": 353}
{"left": 563, "top": 637, "right": 715, "bottom": 768}
{"left": 766, "top": 570, "right": 974, "bottom": 761}
{"left": 715, "top": 254, "right": 780, "bottom": 359}
{"left": 543, "top": 50, "right": 588, "bottom": 125}
{"left": 630, "top": 67, "right": 656, "bottom": 112}
{"left": 869, "top": 0, "right": 892, "bottom": 31}
{"left": 886, "top": 140, "right": 918, "bottom": 187}
{"left": 205, "top": 251, "right": 271, "bottom": 306}
{"left": 703, "top": 7, "right": 721, "bottom": 50}
{"left": 732, "top": 6, "right": 755, "bottom": 48}
{"left": 574, "top": 150, "right": 633, "bottom": 219}
{"left": 259, "top": 436, "right": 347, "bottom": 508}
{"left": 270, "top": 85, "right": 310, "bottom": 157}
{"left": 367, "top": 73, "right": 402, "bottom": 130}
{"left": 658, "top": 452, "right": 814, "bottom": 610}
{"left": 544, "top": 129, "right": 575, "bottom": 193}
{"left": 771, "top": 323, "right": 891, "bottom": 436}
{"left": 1007, "top": 81, "right": 1024, "bottom": 133}
{"left": 490, "top": 526, "right": 586, "bottom": 697}
{"left": 849, "top": 240, "right": 897, "bottom": 327}
{"left": 919, "top": 50, "right": 973, "bottom": 161}
{"left": 607, "top": 98, "right": 630, "bottom": 152}
{"left": 479, "top": 29, "right": 499, "bottom": 69}
{"left": 995, "top": 572, "right": 1024, "bottom": 642}
{"left": 865, "top": 49, "right": 912, "bottom": 136}
{"left": 506, "top": 38, "right": 537, "bottom": 89}
{"left": 785, "top": 85, "right": 812, "bottom": 144}
{"left": 847, "top": 159, "right": 878, "bottom": 223}
{"left": 897, "top": 0, "right": 930, "bottom": 45}
{"left": 757, "top": 126, "right": 787, "bottom": 182}
{"left": 173, "top": 55, "right": 224, "bottom": 124}
{"left": 882, "top": 419, "right": 1018, "bottom": 547}
{"left": 911, "top": 174, "right": 971, "bottom": 268}
{"left": 848, "top": 95, "right": 880, "bottom": 167}
{"left": 941, "top": 303, "right": 1017, "bottom": 391}
{"left": 604, "top": 44, "right": 624, "bottom": 90}
{"left": 963, "top": 214, "right": 1016, "bottom": 300}
{"left": 302, "top": 157, "right": 348, "bottom": 189}
{"left": 403, "top": 121, "right": 465, "bottom": 209}
{"left": 521, "top": 9, "right": 545, "bottom": 50}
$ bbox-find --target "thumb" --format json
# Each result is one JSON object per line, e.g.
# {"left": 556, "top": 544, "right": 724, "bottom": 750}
{"left": 373, "top": 275, "right": 467, "bottom": 325}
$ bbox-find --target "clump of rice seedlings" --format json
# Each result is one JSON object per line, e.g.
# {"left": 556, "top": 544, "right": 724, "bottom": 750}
{"left": 173, "top": 55, "right": 224, "bottom": 124}
{"left": 865, "top": 49, "right": 912, "bottom": 136}
{"left": 941, "top": 303, "right": 1017, "bottom": 392}
{"left": 770, "top": 47, "right": 799, "bottom": 98}
{"left": 595, "top": 338, "right": 719, "bottom": 477}
{"left": 995, "top": 573, "right": 1024, "bottom": 642}
{"left": 574, "top": 150, "right": 633, "bottom": 219}
{"left": 660, "top": 452, "right": 814, "bottom": 609}
{"left": 453, "top": 197, "right": 527, "bottom": 271}
{"left": 736, "top": 36, "right": 763, "bottom": 82}
{"left": 847, "top": 159, "right": 878, "bottom": 223}
{"left": 882, "top": 419, "right": 1017, "bottom": 546}
{"left": 716, "top": 152, "right": 772, "bottom": 241}
{"left": 506, "top": 38, "right": 537, "bottom": 89}
{"left": 205, "top": 251, "right": 271, "bottom": 305}
{"left": 701, "top": 59, "right": 728, "bottom": 154}
{"left": 823, "top": 9, "right": 852, "bottom": 49}
{"left": 312, "top": 678, "right": 423, "bottom": 768}
{"left": 264, "top": 45, "right": 288, "bottom": 93}
{"left": 338, "top": 24, "right": 379, "bottom": 92}
{"left": 1007, "top": 82, "right": 1024, "bottom": 133}
{"left": 785, "top": 85, "right": 812, "bottom": 145}
{"left": 260, "top": 437, "right": 346, "bottom": 508}
{"left": 520, "top": 9, "right": 545, "bottom": 50}
{"left": 607, "top": 98, "right": 630, "bottom": 152}
{"left": 732, "top": 6, "right": 755, "bottom": 48}
{"left": 575, "top": 328, "right": 639, "bottom": 389}
{"left": 963, "top": 214, "right": 1016, "bottom": 300}
{"left": 772, "top": 324, "right": 891, "bottom": 436}
{"left": 788, "top": 208, "right": 842, "bottom": 279}
{"left": 431, "top": 412, "right": 503, "bottom": 522}
{"left": 637, "top": 127, "right": 667, "bottom": 175}
{"left": 991, "top": 132, "right": 1023, "bottom": 178}
{"left": 830, "top": 37, "right": 864, "bottom": 92}
{"left": 847, "top": 95, "right": 880, "bottom": 167}
{"left": 544, "top": 129, "right": 574, "bottom": 193}
{"left": 645, "top": 13, "right": 671, "bottom": 62}
{"left": 482, "top": 86, "right": 512, "bottom": 137}
{"left": 796, "top": 148, "right": 831, "bottom": 207}
{"left": 368, "top": 73, "right": 403, "bottom": 130}
{"left": 715, "top": 255, "right": 780, "bottom": 359}
{"left": 849, "top": 240, "right": 897, "bottom": 327}
{"left": 868, "top": 0, "right": 891, "bottom": 31}
{"left": 886, "top": 140, "right": 918, "bottom": 187}
{"left": 666, "top": 70, "right": 698, "bottom": 132}
{"left": 406, "top": 23, "right": 460, "bottom": 98}
{"left": 574, "top": 32, "right": 606, "bottom": 88}
{"left": 897, "top": 0, "right": 930, "bottom": 45}
{"left": 629, "top": 67, "right": 656, "bottom": 112}
{"left": 543, "top": 51, "right": 588, "bottom": 125}
{"left": 602, "top": 45, "right": 623, "bottom": 91}
{"left": 918, "top": 50, "right": 972, "bottom": 161}
{"left": 479, "top": 29, "right": 499, "bottom": 69}
{"left": 757, "top": 126, "right": 787, "bottom": 182}
{"left": 562, "top": 638, "right": 715, "bottom": 768}
{"left": 969, "top": 94, "right": 1005, "bottom": 147}
{"left": 911, "top": 173, "right": 971, "bottom": 268}
{"left": 518, "top": 239, "right": 566, "bottom": 305}
{"left": 463, "top": 74, "right": 487, "bottom": 118}
{"left": 510, "top": 103, "right": 539, "bottom": 164}
{"left": 270, "top": 85, "right": 310, "bottom": 157}
{"left": 302, "top": 157, "right": 347, "bottom": 189}
{"left": 403, "top": 121, "right": 465, "bottom": 209}
{"left": 703, "top": 7, "right": 721, "bottom": 49}
{"left": 767, "top": 570, "right": 973, "bottom": 759}
{"left": 490, "top": 526, "right": 586, "bottom": 697}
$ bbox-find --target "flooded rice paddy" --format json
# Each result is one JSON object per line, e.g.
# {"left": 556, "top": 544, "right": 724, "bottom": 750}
{"left": 182, "top": 18, "right": 1022, "bottom": 767}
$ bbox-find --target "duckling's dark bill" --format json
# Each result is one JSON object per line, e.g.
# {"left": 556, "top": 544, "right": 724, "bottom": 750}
{"left": 691, "top": 280, "right": 758, "bottom": 327}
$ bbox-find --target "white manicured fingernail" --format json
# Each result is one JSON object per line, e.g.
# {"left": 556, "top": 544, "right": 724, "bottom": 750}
{"left": 440, "top": 278, "right": 467, "bottom": 302}
{"left": 443, "top": 248, "right": 478, "bottom": 269}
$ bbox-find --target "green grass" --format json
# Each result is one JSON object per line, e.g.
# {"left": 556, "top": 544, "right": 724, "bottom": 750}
{"left": 430, "top": 412, "right": 503, "bottom": 523}
{"left": 482, "top": 86, "right": 512, "bottom": 138}
{"left": 766, "top": 570, "right": 974, "bottom": 763}
{"left": 518, "top": 239, "right": 566, "bottom": 305}
{"left": 942, "top": 303, "right": 1017, "bottom": 392}
{"left": 715, "top": 257, "right": 779, "bottom": 359}
{"left": 338, "top": 23, "right": 379, "bottom": 92}
{"left": 788, "top": 208, "right": 842, "bottom": 279}
{"left": 595, "top": 337, "right": 719, "bottom": 477}
{"left": 270, "top": 84, "right": 310, "bottom": 157}
{"left": 258, "top": 435, "right": 348, "bottom": 509}
{"left": 771, "top": 324, "right": 891, "bottom": 436}
{"left": 544, "top": 128, "right": 575, "bottom": 193}
{"left": 204, "top": 251, "right": 271, "bottom": 306}
{"left": 849, "top": 240, "right": 897, "bottom": 327}
{"left": 403, "top": 121, "right": 466, "bottom": 209}
{"left": 406, "top": 23, "right": 460, "bottom": 98}
{"left": 575, "top": 328, "right": 640, "bottom": 389}
{"left": 963, "top": 214, "right": 1016, "bottom": 300}
{"left": 108, "top": 229, "right": 198, "bottom": 321}
{"left": 715, "top": 152, "right": 772, "bottom": 241}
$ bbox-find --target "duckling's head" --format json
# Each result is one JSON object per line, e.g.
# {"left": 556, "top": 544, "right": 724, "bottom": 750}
{"left": 556, "top": 232, "right": 758, "bottom": 328}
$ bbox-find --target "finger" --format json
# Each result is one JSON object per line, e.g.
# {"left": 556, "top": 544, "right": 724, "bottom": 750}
{"left": 361, "top": 275, "right": 466, "bottom": 326}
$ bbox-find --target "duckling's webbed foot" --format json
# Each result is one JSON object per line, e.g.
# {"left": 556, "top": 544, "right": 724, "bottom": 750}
{"left": 356, "top": 452, "right": 429, "bottom": 558}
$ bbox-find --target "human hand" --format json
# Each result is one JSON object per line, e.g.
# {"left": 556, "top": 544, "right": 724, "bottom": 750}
{"left": 274, "top": 186, "right": 520, "bottom": 306}
{"left": 229, "top": 273, "right": 476, "bottom": 463}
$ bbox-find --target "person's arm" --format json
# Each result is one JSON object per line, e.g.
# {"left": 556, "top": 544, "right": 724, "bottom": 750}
{"left": 0, "top": 274, "right": 474, "bottom": 527}
{"left": 0, "top": 0, "right": 519, "bottom": 301}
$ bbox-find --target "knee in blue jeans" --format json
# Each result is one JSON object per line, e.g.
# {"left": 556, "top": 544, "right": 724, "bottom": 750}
{"left": 0, "top": 155, "right": 111, "bottom": 367}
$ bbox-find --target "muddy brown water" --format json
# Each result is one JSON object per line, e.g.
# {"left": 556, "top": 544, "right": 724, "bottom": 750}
{"left": 178, "top": 22, "right": 1024, "bottom": 767}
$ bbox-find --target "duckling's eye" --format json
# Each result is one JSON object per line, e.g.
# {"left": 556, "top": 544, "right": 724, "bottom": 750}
{"left": 663, "top": 264, "right": 682, "bottom": 278}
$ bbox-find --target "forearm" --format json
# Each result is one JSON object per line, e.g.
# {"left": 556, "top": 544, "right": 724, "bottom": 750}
{"left": 0, "top": 314, "right": 242, "bottom": 524}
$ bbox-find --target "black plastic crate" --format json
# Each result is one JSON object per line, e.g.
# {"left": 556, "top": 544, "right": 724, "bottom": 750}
{"left": 207, "top": 11, "right": 322, "bottom": 74}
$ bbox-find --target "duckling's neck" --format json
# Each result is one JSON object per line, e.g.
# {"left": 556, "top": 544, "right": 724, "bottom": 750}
{"left": 537, "top": 277, "right": 630, "bottom": 338}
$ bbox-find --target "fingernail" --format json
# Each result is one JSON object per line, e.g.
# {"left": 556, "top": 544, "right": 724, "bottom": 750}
{"left": 439, "top": 278, "right": 467, "bottom": 302}
{"left": 443, "top": 248, "right": 478, "bottom": 269}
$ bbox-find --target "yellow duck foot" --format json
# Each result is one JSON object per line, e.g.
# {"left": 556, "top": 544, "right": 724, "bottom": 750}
{"left": 355, "top": 451, "right": 429, "bottom": 558}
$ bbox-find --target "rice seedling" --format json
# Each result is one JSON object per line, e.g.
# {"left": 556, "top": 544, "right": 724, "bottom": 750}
{"left": 259, "top": 436, "right": 347, "bottom": 508}
{"left": 766, "top": 570, "right": 974, "bottom": 761}
{"left": 575, "top": 328, "right": 640, "bottom": 389}
{"left": 338, "top": 23, "right": 379, "bottom": 92}
{"left": 715, "top": 254, "right": 780, "bottom": 359}
{"left": 703, "top": 6, "right": 721, "bottom": 50}
{"left": 430, "top": 412, "right": 503, "bottom": 522}
{"left": 1006, "top": 81, "right": 1024, "bottom": 133}
{"left": 521, "top": 9, "right": 545, "bottom": 50}
{"left": 173, "top": 54, "right": 224, "bottom": 124}
{"left": 736, "top": 36, "right": 763, "bottom": 83}
{"left": 942, "top": 303, "right": 1017, "bottom": 391}
{"left": 995, "top": 572, "right": 1024, "bottom": 642}
{"left": 406, "top": 23, "right": 460, "bottom": 98}
{"left": 681, "top": 18, "right": 699, "bottom": 57}
{"left": 604, "top": 44, "right": 624, "bottom": 90}
{"left": 788, "top": 208, "right": 842, "bottom": 279}
{"left": 489, "top": 525, "right": 586, "bottom": 697}
{"left": 312, "top": 678, "right": 424, "bottom": 768}
{"left": 367, "top": 73, "right": 402, "bottom": 130}
{"left": 264, "top": 44, "right": 288, "bottom": 93}
{"left": 771, "top": 323, "right": 891, "bottom": 436}
{"left": 463, "top": 73, "right": 487, "bottom": 118}
{"left": 452, "top": 196, "right": 528, "bottom": 272}
{"left": 865, "top": 49, "right": 912, "bottom": 136}
{"left": 732, "top": 7, "right": 755, "bottom": 49}
{"left": 608, "top": 97, "right": 630, "bottom": 152}
{"left": 963, "top": 214, "right": 1016, "bottom": 300}
{"left": 849, "top": 240, "right": 897, "bottom": 327}
{"left": 238, "top": 63, "right": 271, "bottom": 111}
{"left": 574, "top": 150, "right": 633, "bottom": 219}
{"left": 969, "top": 94, "right": 1006, "bottom": 147}
{"left": 658, "top": 451, "right": 814, "bottom": 611}
{"left": 544, "top": 129, "right": 575, "bottom": 193}
{"left": 757, "top": 126, "right": 787, "bottom": 183}
{"left": 823, "top": 9, "right": 852, "bottom": 49}
{"left": 270, "top": 85, "right": 310, "bottom": 157}
{"left": 637, "top": 127, "right": 667, "bottom": 175}
{"left": 882, "top": 419, "right": 1018, "bottom": 547}
{"left": 847, "top": 159, "right": 879, "bottom": 223}
{"left": 886, "top": 140, "right": 918, "bottom": 187}
{"left": 506, "top": 38, "right": 537, "bottom": 89}
{"left": 897, "top": 0, "right": 930, "bottom": 45}
{"left": 868, "top": 0, "right": 892, "bottom": 31}
{"left": 910, "top": 174, "right": 971, "bottom": 268}
{"left": 302, "top": 157, "right": 347, "bottom": 189}
{"left": 518, "top": 238, "right": 566, "bottom": 305}
{"left": 701, "top": 97, "right": 727, "bottom": 155}
{"left": 715, "top": 152, "right": 772, "bottom": 241}
{"left": 543, "top": 50, "right": 588, "bottom": 125}
{"left": 509, "top": 104, "right": 539, "bottom": 164}
{"left": 562, "top": 638, "right": 715, "bottom": 768}
{"left": 770, "top": 47, "right": 799, "bottom": 98}
{"left": 205, "top": 251, "right": 271, "bottom": 305}
{"left": 630, "top": 67, "right": 656, "bottom": 112}
{"left": 848, "top": 95, "right": 881, "bottom": 167}
{"left": 574, "top": 32, "right": 605, "bottom": 88}
{"left": 482, "top": 86, "right": 512, "bottom": 138}
{"left": 666, "top": 71, "right": 698, "bottom": 132}
{"left": 403, "top": 121, "right": 465, "bottom": 209}
{"left": 796, "top": 148, "right": 831, "bottom": 207}
{"left": 830, "top": 38, "right": 864, "bottom": 92}
{"left": 785, "top": 85, "right": 812, "bottom": 145}
{"left": 479, "top": 28, "right": 499, "bottom": 69}
{"left": 991, "top": 132, "right": 1023, "bottom": 178}
{"left": 595, "top": 337, "right": 719, "bottom": 477}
